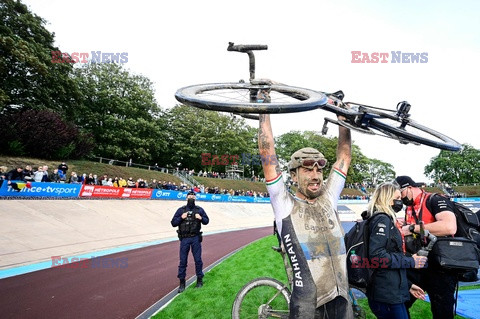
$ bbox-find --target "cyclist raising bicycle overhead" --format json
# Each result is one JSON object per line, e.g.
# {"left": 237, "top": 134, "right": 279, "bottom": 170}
{"left": 258, "top": 91, "right": 353, "bottom": 319}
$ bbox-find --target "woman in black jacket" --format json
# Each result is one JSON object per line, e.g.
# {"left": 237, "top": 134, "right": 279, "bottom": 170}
{"left": 366, "top": 182, "right": 427, "bottom": 319}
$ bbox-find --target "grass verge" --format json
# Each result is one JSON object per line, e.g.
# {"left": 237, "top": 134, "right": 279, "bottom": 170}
{"left": 154, "top": 235, "right": 472, "bottom": 319}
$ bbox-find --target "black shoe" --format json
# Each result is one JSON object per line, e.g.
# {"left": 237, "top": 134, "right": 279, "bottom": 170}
{"left": 195, "top": 278, "right": 203, "bottom": 288}
{"left": 178, "top": 279, "right": 186, "bottom": 293}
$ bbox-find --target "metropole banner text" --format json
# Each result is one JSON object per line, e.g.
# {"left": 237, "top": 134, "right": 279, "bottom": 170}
{"left": 79, "top": 185, "right": 153, "bottom": 198}
{"left": 0, "top": 181, "right": 81, "bottom": 197}
{"left": 150, "top": 189, "right": 271, "bottom": 203}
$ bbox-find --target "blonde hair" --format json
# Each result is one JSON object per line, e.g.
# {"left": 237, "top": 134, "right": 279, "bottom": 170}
{"left": 367, "top": 182, "right": 399, "bottom": 219}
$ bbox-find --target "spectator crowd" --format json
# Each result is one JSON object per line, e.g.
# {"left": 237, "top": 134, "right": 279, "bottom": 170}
{"left": 0, "top": 163, "right": 269, "bottom": 198}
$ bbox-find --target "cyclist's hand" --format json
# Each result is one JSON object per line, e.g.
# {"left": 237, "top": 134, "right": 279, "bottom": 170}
{"left": 181, "top": 213, "right": 188, "bottom": 219}
{"left": 195, "top": 213, "right": 202, "bottom": 220}
{"left": 335, "top": 101, "right": 350, "bottom": 121}
{"left": 257, "top": 89, "right": 271, "bottom": 103}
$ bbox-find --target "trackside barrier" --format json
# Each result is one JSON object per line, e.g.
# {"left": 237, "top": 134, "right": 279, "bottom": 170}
{"left": 2, "top": 181, "right": 480, "bottom": 207}
{"left": 0, "top": 181, "right": 81, "bottom": 198}
{"left": 150, "top": 189, "right": 271, "bottom": 203}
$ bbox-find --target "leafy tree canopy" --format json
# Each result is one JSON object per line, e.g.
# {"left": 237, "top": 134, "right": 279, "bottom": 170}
{"left": 72, "top": 62, "right": 168, "bottom": 163}
{"left": 164, "top": 105, "right": 257, "bottom": 174}
{"left": 274, "top": 130, "right": 383, "bottom": 184}
{"left": 0, "top": 0, "right": 80, "bottom": 114}
{"left": 424, "top": 144, "right": 480, "bottom": 184}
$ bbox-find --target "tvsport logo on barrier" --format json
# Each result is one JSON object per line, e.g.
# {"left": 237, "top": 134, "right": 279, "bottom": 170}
{"left": 0, "top": 181, "right": 81, "bottom": 197}
{"left": 151, "top": 189, "right": 270, "bottom": 203}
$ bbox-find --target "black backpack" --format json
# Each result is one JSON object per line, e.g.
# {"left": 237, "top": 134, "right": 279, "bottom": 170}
{"left": 344, "top": 212, "right": 388, "bottom": 292}
{"left": 427, "top": 195, "right": 480, "bottom": 281}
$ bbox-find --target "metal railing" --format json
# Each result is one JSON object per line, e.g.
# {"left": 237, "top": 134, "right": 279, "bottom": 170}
{"left": 174, "top": 171, "right": 197, "bottom": 188}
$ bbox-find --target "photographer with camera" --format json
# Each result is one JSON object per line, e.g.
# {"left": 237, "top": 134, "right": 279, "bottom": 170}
{"left": 171, "top": 191, "right": 209, "bottom": 293}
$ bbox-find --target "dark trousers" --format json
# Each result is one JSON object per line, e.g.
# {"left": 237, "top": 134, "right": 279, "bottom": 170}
{"left": 314, "top": 296, "right": 353, "bottom": 319}
{"left": 177, "top": 235, "right": 203, "bottom": 280}
{"left": 405, "top": 268, "right": 458, "bottom": 319}
{"left": 368, "top": 299, "right": 409, "bottom": 319}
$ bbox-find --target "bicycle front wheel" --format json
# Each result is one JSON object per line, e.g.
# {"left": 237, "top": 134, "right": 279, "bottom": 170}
{"left": 232, "top": 277, "right": 291, "bottom": 319}
{"left": 175, "top": 82, "right": 328, "bottom": 114}
{"left": 331, "top": 103, "right": 462, "bottom": 152}
{"left": 368, "top": 116, "right": 462, "bottom": 151}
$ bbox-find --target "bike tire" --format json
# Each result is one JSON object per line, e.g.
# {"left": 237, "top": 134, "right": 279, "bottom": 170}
{"left": 322, "top": 103, "right": 462, "bottom": 151}
{"left": 368, "top": 117, "right": 462, "bottom": 151}
{"left": 175, "top": 82, "right": 328, "bottom": 114}
{"left": 232, "top": 277, "right": 291, "bottom": 319}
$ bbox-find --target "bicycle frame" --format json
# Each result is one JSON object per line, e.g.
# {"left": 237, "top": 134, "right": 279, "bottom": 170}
{"left": 176, "top": 43, "right": 462, "bottom": 151}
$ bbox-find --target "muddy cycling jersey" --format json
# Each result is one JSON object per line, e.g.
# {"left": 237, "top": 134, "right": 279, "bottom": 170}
{"left": 266, "top": 168, "right": 349, "bottom": 314}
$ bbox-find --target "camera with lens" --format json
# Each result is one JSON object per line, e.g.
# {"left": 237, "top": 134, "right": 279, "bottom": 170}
{"left": 187, "top": 211, "right": 193, "bottom": 218}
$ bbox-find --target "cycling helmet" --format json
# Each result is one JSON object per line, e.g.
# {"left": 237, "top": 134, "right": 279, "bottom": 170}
{"left": 287, "top": 147, "right": 327, "bottom": 171}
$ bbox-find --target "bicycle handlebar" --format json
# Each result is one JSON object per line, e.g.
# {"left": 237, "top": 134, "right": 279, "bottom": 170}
{"left": 227, "top": 42, "right": 268, "bottom": 52}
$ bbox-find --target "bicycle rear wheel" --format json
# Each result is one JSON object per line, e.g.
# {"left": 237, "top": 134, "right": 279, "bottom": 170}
{"left": 175, "top": 82, "right": 328, "bottom": 114}
{"left": 232, "top": 277, "right": 291, "bottom": 319}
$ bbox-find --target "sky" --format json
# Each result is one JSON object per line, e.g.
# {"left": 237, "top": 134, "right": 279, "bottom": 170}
{"left": 21, "top": 0, "right": 480, "bottom": 184}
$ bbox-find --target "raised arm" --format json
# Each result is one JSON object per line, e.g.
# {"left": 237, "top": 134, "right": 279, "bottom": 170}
{"left": 333, "top": 121, "right": 351, "bottom": 173}
{"left": 258, "top": 114, "right": 281, "bottom": 181}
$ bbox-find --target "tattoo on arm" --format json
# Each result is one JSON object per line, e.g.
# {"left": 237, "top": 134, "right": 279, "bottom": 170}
{"left": 338, "top": 159, "right": 344, "bottom": 170}
{"left": 275, "top": 164, "right": 282, "bottom": 176}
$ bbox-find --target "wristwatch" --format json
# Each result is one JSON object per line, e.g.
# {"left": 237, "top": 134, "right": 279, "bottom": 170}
{"left": 409, "top": 224, "right": 416, "bottom": 233}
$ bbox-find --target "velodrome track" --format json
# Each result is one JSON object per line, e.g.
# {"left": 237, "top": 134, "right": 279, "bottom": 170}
{"left": 3, "top": 199, "right": 478, "bottom": 318}
{"left": 0, "top": 199, "right": 363, "bottom": 318}
{"left": 0, "top": 226, "right": 273, "bottom": 319}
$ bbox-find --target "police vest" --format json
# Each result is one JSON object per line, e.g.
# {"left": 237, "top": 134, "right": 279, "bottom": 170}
{"left": 178, "top": 206, "right": 202, "bottom": 238}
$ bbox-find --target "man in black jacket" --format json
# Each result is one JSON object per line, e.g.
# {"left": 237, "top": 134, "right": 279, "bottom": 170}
{"left": 171, "top": 191, "right": 209, "bottom": 293}
{"left": 6, "top": 167, "right": 25, "bottom": 191}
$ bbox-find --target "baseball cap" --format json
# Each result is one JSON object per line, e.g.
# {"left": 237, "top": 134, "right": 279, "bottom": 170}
{"left": 395, "top": 176, "right": 422, "bottom": 189}
{"left": 187, "top": 190, "right": 196, "bottom": 196}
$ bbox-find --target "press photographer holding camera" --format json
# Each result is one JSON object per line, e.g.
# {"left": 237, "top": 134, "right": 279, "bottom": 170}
{"left": 171, "top": 191, "right": 209, "bottom": 293}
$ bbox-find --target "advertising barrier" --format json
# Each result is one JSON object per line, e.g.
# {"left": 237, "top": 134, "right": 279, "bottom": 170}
{"left": 2, "top": 181, "right": 478, "bottom": 206}
{"left": 0, "top": 181, "right": 81, "bottom": 198}
{"left": 79, "top": 185, "right": 153, "bottom": 199}
{"left": 150, "top": 189, "right": 270, "bottom": 203}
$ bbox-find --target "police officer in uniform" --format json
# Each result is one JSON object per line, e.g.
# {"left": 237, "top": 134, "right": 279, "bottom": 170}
{"left": 171, "top": 191, "right": 209, "bottom": 293}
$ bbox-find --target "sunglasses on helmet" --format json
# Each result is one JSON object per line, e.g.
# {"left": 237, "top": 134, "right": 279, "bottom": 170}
{"left": 300, "top": 158, "right": 327, "bottom": 169}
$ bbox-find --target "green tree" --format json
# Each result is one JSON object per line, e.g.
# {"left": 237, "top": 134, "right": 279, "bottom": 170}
{"left": 72, "top": 62, "right": 168, "bottom": 163}
{"left": 274, "top": 130, "right": 368, "bottom": 184}
{"left": 164, "top": 105, "right": 257, "bottom": 174}
{"left": 362, "top": 158, "right": 396, "bottom": 186}
{"left": 0, "top": 0, "right": 80, "bottom": 115}
{"left": 424, "top": 144, "right": 480, "bottom": 184}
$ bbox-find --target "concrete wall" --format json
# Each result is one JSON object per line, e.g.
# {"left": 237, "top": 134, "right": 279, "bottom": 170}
{"left": 0, "top": 199, "right": 366, "bottom": 270}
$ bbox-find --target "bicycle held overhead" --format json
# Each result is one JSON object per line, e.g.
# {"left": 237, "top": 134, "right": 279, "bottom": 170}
{"left": 175, "top": 42, "right": 461, "bottom": 152}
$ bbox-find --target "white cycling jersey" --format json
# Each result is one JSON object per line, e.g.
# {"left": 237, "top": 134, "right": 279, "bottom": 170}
{"left": 266, "top": 167, "right": 349, "bottom": 314}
